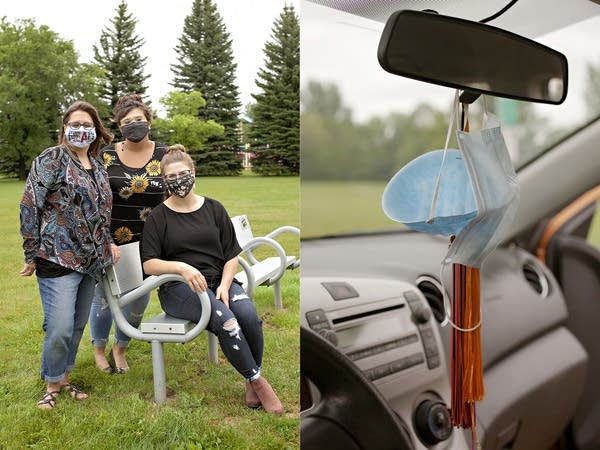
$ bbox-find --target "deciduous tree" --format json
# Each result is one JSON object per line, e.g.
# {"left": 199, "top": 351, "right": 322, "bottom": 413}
{"left": 0, "top": 19, "right": 103, "bottom": 178}
{"left": 152, "top": 91, "right": 225, "bottom": 175}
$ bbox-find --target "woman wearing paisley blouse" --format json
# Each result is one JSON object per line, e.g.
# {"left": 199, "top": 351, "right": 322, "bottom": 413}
{"left": 89, "top": 94, "right": 168, "bottom": 374}
{"left": 20, "top": 100, "right": 114, "bottom": 409}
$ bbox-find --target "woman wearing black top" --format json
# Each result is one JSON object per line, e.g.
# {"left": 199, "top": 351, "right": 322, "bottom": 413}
{"left": 89, "top": 94, "right": 167, "bottom": 373}
{"left": 141, "top": 145, "right": 283, "bottom": 414}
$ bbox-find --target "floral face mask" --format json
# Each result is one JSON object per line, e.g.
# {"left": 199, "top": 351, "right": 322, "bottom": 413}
{"left": 165, "top": 172, "right": 195, "bottom": 198}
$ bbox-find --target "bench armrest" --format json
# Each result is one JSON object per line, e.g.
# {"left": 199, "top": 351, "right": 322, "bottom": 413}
{"left": 101, "top": 273, "right": 211, "bottom": 344}
{"left": 240, "top": 236, "right": 288, "bottom": 285}
{"left": 237, "top": 256, "right": 256, "bottom": 297}
{"left": 265, "top": 225, "right": 300, "bottom": 240}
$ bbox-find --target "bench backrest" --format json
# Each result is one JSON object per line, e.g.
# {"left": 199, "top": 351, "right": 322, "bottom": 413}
{"left": 105, "top": 241, "right": 144, "bottom": 296}
{"left": 231, "top": 214, "right": 254, "bottom": 249}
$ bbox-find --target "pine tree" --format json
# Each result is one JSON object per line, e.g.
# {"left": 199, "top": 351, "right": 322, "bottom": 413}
{"left": 249, "top": 5, "right": 299, "bottom": 175}
{"left": 93, "top": 1, "right": 149, "bottom": 131}
{"left": 171, "top": 0, "right": 241, "bottom": 175}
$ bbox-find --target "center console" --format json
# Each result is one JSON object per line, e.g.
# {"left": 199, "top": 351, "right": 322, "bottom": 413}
{"left": 301, "top": 277, "right": 463, "bottom": 449}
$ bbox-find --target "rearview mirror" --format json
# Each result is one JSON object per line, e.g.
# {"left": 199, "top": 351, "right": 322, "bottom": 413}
{"left": 378, "top": 10, "right": 568, "bottom": 104}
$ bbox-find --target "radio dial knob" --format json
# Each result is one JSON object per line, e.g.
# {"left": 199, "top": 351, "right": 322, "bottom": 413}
{"left": 414, "top": 400, "right": 452, "bottom": 445}
{"left": 411, "top": 307, "right": 432, "bottom": 324}
{"left": 318, "top": 329, "right": 338, "bottom": 346}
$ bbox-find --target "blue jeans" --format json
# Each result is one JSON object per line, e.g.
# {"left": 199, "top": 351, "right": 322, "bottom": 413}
{"left": 37, "top": 272, "right": 96, "bottom": 383}
{"left": 158, "top": 281, "right": 263, "bottom": 380}
{"left": 89, "top": 283, "right": 150, "bottom": 348}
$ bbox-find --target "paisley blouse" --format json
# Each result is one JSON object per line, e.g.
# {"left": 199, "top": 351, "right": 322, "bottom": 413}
{"left": 20, "top": 146, "right": 113, "bottom": 280}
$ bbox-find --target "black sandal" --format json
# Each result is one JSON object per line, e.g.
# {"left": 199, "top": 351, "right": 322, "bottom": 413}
{"left": 37, "top": 390, "right": 59, "bottom": 410}
{"left": 61, "top": 384, "right": 88, "bottom": 400}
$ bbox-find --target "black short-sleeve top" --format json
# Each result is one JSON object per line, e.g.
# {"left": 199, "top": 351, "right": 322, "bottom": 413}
{"left": 141, "top": 197, "right": 242, "bottom": 285}
{"left": 101, "top": 142, "right": 167, "bottom": 244}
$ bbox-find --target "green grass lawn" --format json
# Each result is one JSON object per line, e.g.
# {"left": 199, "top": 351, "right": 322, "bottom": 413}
{"left": 0, "top": 176, "right": 299, "bottom": 449}
{"left": 301, "top": 181, "right": 403, "bottom": 238}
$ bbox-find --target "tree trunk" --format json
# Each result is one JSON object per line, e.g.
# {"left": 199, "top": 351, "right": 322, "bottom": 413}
{"left": 19, "top": 153, "right": 26, "bottom": 180}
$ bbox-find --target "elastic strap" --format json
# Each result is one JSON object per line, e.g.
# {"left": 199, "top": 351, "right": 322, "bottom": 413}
{"left": 440, "top": 258, "right": 482, "bottom": 332}
{"left": 427, "top": 90, "right": 460, "bottom": 223}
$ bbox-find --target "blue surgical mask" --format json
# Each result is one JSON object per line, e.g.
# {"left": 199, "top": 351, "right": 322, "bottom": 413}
{"left": 66, "top": 126, "right": 96, "bottom": 148}
{"left": 382, "top": 148, "right": 477, "bottom": 236}
{"left": 382, "top": 93, "right": 519, "bottom": 268}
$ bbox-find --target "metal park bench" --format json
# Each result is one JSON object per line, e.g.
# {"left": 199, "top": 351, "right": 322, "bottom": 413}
{"left": 231, "top": 215, "right": 300, "bottom": 309}
{"left": 101, "top": 241, "right": 218, "bottom": 404}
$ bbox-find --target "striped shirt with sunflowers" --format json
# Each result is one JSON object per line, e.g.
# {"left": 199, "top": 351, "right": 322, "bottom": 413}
{"left": 101, "top": 142, "right": 167, "bottom": 245}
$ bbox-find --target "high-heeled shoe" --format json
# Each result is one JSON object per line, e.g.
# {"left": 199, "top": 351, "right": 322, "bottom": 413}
{"left": 93, "top": 352, "right": 113, "bottom": 374}
{"left": 110, "top": 346, "right": 130, "bottom": 374}
{"left": 95, "top": 362, "right": 113, "bottom": 374}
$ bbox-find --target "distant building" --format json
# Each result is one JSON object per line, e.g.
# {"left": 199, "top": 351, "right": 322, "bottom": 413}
{"left": 238, "top": 113, "right": 254, "bottom": 170}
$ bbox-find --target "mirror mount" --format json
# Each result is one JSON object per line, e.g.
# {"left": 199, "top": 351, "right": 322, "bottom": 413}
{"left": 458, "top": 90, "right": 481, "bottom": 105}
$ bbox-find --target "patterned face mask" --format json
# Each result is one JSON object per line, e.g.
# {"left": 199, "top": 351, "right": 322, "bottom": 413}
{"left": 165, "top": 172, "right": 195, "bottom": 198}
{"left": 66, "top": 126, "right": 96, "bottom": 148}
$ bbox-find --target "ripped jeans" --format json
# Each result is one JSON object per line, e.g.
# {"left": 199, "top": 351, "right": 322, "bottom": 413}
{"left": 158, "top": 281, "right": 263, "bottom": 381}
{"left": 89, "top": 282, "right": 150, "bottom": 348}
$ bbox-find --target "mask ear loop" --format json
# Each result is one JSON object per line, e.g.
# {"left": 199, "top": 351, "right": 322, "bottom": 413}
{"left": 439, "top": 258, "right": 482, "bottom": 332}
{"left": 427, "top": 90, "right": 460, "bottom": 223}
{"left": 481, "top": 94, "right": 489, "bottom": 127}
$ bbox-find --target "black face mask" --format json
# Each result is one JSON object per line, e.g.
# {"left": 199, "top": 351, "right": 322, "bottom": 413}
{"left": 121, "top": 122, "right": 149, "bottom": 143}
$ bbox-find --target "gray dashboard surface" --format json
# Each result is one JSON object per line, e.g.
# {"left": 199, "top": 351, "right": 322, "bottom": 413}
{"left": 302, "top": 231, "right": 568, "bottom": 369}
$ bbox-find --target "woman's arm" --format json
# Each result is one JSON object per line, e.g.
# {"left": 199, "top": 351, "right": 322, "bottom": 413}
{"left": 20, "top": 150, "right": 60, "bottom": 267}
{"left": 216, "top": 256, "right": 239, "bottom": 307}
{"left": 143, "top": 258, "right": 207, "bottom": 292}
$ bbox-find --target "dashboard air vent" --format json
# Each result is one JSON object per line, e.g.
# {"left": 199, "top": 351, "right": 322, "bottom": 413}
{"left": 522, "top": 261, "right": 550, "bottom": 298}
{"left": 416, "top": 276, "right": 446, "bottom": 323}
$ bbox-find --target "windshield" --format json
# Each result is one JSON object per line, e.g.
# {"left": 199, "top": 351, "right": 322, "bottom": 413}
{"left": 301, "top": 2, "right": 600, "bottom": 238}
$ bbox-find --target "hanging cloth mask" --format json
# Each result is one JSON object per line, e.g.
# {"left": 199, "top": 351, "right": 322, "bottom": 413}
{"left": 382, "top": 91, "right": 478, "bottom": 237}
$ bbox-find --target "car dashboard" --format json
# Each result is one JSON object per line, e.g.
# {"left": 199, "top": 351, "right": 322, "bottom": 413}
{"left": 301, "top": 231, "right": 587, "bottom": 450}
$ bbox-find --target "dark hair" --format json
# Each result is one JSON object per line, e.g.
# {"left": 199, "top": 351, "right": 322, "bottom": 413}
{"left": 112, "top": 93, "right": 152, "bottom": 125}
{"left": 161, "top": 144, "right": 195, "bottom": 172}
{"left": 59, "top": 101, "right": 113, "bottom": 158}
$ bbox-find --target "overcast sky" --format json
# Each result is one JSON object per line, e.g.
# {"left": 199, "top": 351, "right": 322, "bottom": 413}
{"left": 2, "top": 0, "right": 299, "bottom": 116}
{"left": 301, "top": 0, "right": 600, "bottom": 126}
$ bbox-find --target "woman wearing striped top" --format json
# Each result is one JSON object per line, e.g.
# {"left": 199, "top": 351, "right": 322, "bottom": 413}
{"left": 89, "top": 94, "right": 168, "bottom": 374}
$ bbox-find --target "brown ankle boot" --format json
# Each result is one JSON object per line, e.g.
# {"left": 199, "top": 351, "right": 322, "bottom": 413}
{"left": 245, "top": 382, "right": 261, "bottom": 408}
{"left": 250, "top": 376, "right": 283, "bottom": 414}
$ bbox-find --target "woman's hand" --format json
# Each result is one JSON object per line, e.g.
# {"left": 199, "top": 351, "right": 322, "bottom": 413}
{"left": 179, "top": 262, "right": 207, "bottom": 292}
{"left": 111, "top": 243, "right": 121, "bottom": 264}
{"left": 216, "top": 284, "right": 230, "bottom": 308}
{"left": 19, "top": 262, "right": 36, "bottom": 277}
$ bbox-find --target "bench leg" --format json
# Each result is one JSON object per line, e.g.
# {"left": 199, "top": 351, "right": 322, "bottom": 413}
{"left": 151, "top": 340, "right": 167, "bottom": 404}
{"left": 274, "top": 280, "right": 283, "bottom": 310}
{"left": 208, "top": 332, "right": 219, "bottom": 364}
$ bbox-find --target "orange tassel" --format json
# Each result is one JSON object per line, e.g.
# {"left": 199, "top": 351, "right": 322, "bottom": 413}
{"left": 451, "top": 263, "right": 484, "bottom": 444}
